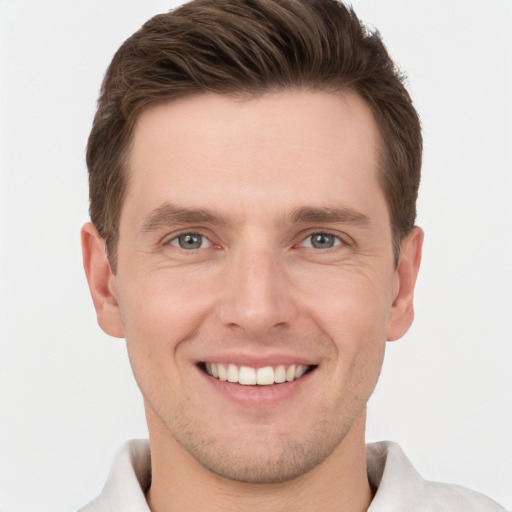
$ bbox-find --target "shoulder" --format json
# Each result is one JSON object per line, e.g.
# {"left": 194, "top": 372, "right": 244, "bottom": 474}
{"left": 78, "top": 439, "right": 151, "bottom": 512}
{"left": 366, "top": 441, "right": 507, "bottom": 512}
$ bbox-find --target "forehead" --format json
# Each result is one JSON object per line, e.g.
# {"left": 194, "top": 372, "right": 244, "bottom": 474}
{"left": 124, "top": 90, "right": 385, "bottom": 226}
{"left": 130, "top": 90, "right": 379, "bottom": 163}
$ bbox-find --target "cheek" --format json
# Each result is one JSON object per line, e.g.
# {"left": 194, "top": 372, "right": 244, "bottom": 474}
{"left": 302, "top": 267, "right": 393, "bottom": 338}
{"left": 116, "top": 267, "right": 231, "bottom": 402}
{"left": 117, "top": 277, "right": 208, "bottom": 410}
{"left": 116, "top": 273, "right": 211, "bottom": 378}
{"left": 119, "top": 266, "right": 215, "bottom": 332}
{"left": 299, "top": 267, "right": 391, "bottom": 383}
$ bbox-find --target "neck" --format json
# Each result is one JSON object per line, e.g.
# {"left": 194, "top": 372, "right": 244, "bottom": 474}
{"left": 145, "top": 407, "right": 372, "bottom": 512}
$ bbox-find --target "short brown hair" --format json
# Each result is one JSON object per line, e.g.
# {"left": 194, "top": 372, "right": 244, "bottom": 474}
{"left": 87, "top": 0, "right": 422, "bottom": 270}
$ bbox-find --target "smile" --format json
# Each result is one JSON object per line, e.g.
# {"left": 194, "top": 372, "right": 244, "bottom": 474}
{"left": 202, "top": 362, "right": 314, "bottom": 386}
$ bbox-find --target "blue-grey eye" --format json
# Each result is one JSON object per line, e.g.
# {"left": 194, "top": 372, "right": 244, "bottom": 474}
{"left": 170, "top": 233, "right": 210, "bottom": 250}
{"left": 303, "top": 233, "right": 340, "bottom": 249}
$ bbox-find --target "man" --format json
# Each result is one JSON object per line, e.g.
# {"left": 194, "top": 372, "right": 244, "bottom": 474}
{"left": 79, "top": 0, "right": 506, "bottom": 510}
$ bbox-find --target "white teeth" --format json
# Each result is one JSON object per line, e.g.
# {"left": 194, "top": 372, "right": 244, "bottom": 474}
{"left": 205, "top": 363, "right": 310, "bottom": 386}
{"left": 286, "top": 365, "right": 296, "bottom": 382}
{"left": 227, "top": 363, "right": 238, "bottom": 383}
{"left": 239, "top": 366, "right": 257, "bottom": 385}
{"left": 295, "top": 365, "right": 307, "bottom": 379}
{"left": 274, "top": 365, "right": 286, "bottom": 383}
{"left": 256, "top": 366, "right": 274, "bottom": 385}
{"left": 218, "top": 364, "right": 228, "bottom": 381}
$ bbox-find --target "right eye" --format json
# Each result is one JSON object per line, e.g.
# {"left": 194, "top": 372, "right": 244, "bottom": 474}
{"left": 298, "top": 232, "right": 343, "bottom": 250}
{"left": 168, "top": 233, "right": 212, "bottom": 250}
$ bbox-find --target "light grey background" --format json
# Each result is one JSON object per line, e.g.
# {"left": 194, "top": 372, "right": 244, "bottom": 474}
{"left": 1, "top": 1, "right": 511, "bottom": 510}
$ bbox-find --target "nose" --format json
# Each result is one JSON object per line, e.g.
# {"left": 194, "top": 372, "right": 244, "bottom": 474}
{"left": 218, "top": 243, "right": 298, "bottom": 338}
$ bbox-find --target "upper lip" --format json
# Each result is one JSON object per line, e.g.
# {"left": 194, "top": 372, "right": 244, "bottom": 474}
{"left": 197, "top": 352, "right": 318, "bottom": 368}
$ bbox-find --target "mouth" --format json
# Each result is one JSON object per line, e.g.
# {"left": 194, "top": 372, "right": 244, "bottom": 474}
{"left": 199, "top": 362, "right": 316, "bottom": 386}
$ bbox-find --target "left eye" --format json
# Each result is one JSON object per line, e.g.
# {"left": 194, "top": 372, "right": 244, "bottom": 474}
{"left": 169, "top": 233, "right": 211, "bottom": 250}
{"left": 300, "top": 233, "right": 342, "bottom": 249}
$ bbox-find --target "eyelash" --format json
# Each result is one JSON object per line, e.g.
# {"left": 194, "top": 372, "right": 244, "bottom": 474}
{"left": 297, "top": 232, "right": 346, "bottom": 251}
{"left": 167, "top": 232, "right": 213, "bottom": 250}
{"left": 165, "top": 230, "right": 347, "bottom": 252}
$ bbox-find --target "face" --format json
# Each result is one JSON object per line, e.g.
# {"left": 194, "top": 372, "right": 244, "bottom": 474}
{"left": 83, "top": 90, "right": 422, "bottom": 483}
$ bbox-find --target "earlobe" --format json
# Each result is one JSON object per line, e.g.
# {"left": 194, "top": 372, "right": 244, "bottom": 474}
{"left": 386, "top": 226, "right": 424, "bottom": 341}
{"left": 81, "top": 222, "right": 124, "bottom": 338}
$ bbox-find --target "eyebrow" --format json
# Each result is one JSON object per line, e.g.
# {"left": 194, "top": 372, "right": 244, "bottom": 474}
{"left": 291, "top": 206, "right": 371, "bottom": 227}
{"left": 139, "top": 204, "right": 231, "bottom": 233}
{"left": 139, "top": 203, "right": 372, "bottom": 234}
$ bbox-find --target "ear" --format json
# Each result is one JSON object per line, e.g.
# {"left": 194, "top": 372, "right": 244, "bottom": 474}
{"left": 81, "top": 222, "right": 124, "bottom": 338}
{"left": 386, "top": 226, "right": 424, "bottom": 341}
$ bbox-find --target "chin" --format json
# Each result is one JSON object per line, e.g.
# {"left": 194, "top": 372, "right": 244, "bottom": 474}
{"left": 173, "top": 419, "right": 352, "bottom": 484}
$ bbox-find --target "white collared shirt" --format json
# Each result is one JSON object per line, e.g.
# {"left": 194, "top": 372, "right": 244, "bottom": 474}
{"left": 79, "top": 439, "right": 506, "bottom": 511}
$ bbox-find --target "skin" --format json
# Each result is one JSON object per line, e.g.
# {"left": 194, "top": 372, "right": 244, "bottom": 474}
{"left": 82, "top": 90, "right": 423, "bottom": 512}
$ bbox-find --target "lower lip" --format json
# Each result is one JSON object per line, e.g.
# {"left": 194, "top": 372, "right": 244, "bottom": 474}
{"left": 198, "top": 366, "right": 316, "bottom": 407}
